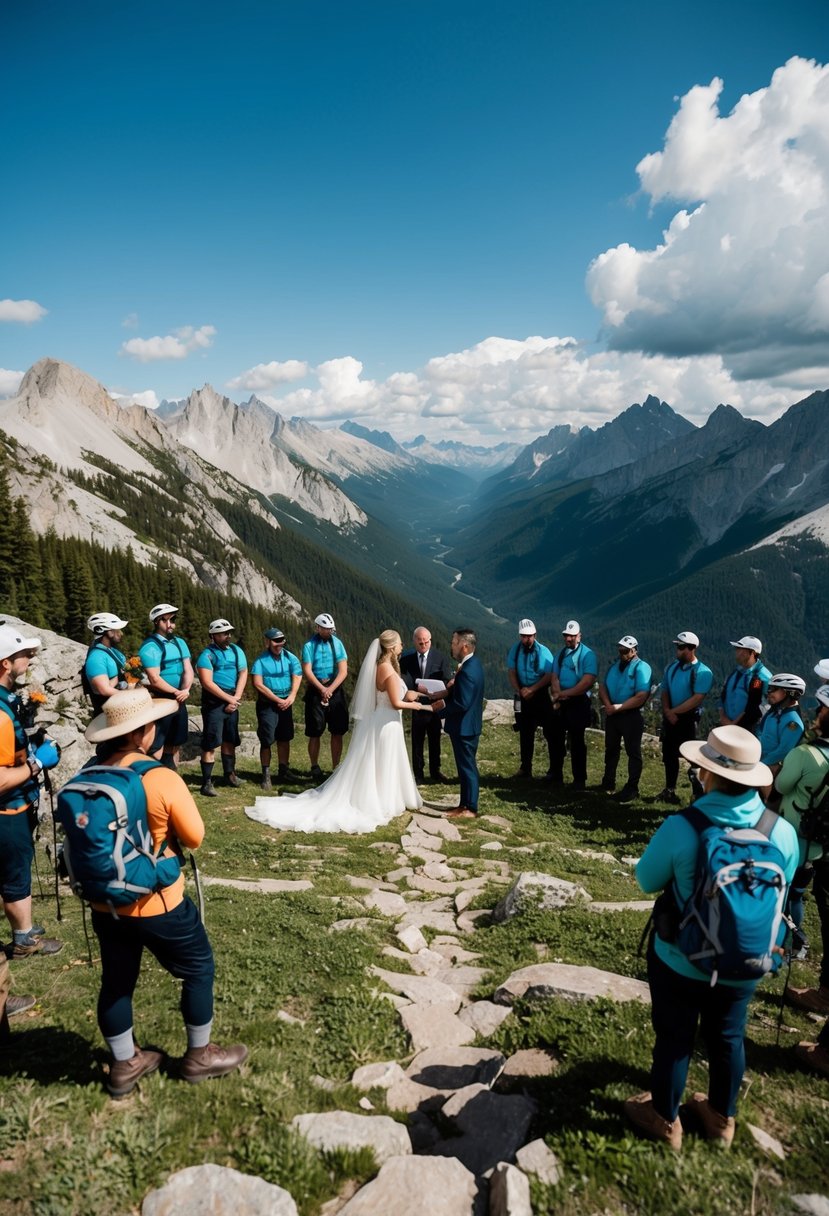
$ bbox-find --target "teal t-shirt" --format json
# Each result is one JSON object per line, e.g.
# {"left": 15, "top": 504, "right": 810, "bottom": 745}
{"left": 251, "top": 649, "right": 302, "bottom": 697}
{"left": 301, "top": 635, "right": 347, "bottom": 682}
{"left": 507, "top": 641, "right": 553, "bottom": 688}
{"left": 84, "top": 643, "right": 126, "bottom": 682}
{"left": 603, "top": 656, "right": 652, "bottom": 704}
{"left": 553, "top": 642, "right": 598, "bottom": 690}
{"left": 196, "top": 643, "right": 248, "bottom": 693}
{"left": 139, "top": 633, "right": 191, "bottom": 690}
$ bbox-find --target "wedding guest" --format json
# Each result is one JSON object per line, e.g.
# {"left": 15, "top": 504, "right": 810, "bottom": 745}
{"left": 195, "top": 620, "right": 248, "bottom": 795}
{"left": 401, "top": 626, "right": 451, "bottom": 783}
{"left": 301, "top": 613, "right": 348, "bottom": 780}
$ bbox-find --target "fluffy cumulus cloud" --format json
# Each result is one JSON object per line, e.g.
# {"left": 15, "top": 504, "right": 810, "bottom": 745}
{"left": 0, "top": 298, "right": 47, "bottom": 323}
{"left": 587, "top": 57, "right": 829, "bottom": 380}
{"left": 226, "top": 359, "right": 309, "bottom": 392}
{"left": 120, "top": 324, "right": 216, "bottom": 362}
{"left": 236, "top": 334, "right": 813, "bottom": 443}
{"left": 0, "top": 368, "right": 24, "bottom": 398}
{"left": 109, "top": 388, "right": 161, "bottom": 409}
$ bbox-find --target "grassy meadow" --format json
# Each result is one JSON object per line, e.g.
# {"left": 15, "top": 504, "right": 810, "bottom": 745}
{"left": 1, "top": 718, "right": 827, "bottom": 1216}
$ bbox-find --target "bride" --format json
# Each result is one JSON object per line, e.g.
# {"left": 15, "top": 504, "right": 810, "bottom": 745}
{"left": 244, "top": 629, "right": 433, "bottom": 833}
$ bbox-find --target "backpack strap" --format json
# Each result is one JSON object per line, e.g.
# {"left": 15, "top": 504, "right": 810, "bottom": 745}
{"left": 679, "top": 803, "right": 711, "bottom": 835}
{"left": 754, "top": 807, "right": 778, "bottom": 841}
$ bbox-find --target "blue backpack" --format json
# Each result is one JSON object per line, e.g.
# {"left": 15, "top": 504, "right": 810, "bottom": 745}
{"left": 675, "top": 804, "right": 789, "bottom": 985}
{"left": 56, "top": 759, "right": 182, "bottom": 911}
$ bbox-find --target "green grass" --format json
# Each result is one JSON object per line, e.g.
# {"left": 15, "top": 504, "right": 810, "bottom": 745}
{"left": 2, "top": 721, "right": 827, "bottom": 1215}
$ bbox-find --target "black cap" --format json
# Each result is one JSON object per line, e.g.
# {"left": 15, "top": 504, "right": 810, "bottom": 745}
{"left": 264, "top": 628, "right": 286, "bottom": 641}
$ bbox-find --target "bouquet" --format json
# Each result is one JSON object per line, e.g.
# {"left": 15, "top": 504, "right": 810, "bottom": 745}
{"left": 121, "top": 656, "right": 148, "bottom": 687}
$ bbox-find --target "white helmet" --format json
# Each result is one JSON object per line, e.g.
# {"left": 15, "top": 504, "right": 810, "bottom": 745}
{"left": 149, "top": 603, "right": 178, "bottom": 623}
{"left": 518, "top": 618, "right": 536, "bottom": 635}
{"left": 87, "top": 612, "right": 128, "bottom": 635}
{"left": 768, "top": 673, "right": 806, "bottom": 696}
{"left": 315, "top": 613, "right": 336, "bottom": 630}
{"left": 815, "top": 658, "right": 829, "bottom": 682}
{"left": 208, "top": 618, "right": 234, "bottom": 634}
{"left": 816, "top": 685, "right": 829, "bottom": 709}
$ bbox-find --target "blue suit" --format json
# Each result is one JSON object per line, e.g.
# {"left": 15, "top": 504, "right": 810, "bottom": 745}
{"left": 442, "top": 654, "right": 485, "bottom": 811}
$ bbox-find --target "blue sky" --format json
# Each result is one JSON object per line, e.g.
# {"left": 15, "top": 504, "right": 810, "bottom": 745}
{"left": 2, "top": 0, "right": 827, "bottom": 441}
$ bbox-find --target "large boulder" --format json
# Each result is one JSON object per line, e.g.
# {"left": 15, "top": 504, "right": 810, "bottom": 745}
{"left": 291, "top": 1111, "right": 411, "bottom": 1166}
{"left": 142, "top": 1165, "right": 297, "bottom": 1215}
{"left": 491, "top": 872, "right": 592, "bottom": 923}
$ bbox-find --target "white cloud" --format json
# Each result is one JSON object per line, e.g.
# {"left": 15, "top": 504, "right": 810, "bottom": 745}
{"left": 0, "top": 368, "right": 24, "bottom": 397}
{"left": 587, "top": 57, "right": 829, "bottom": 379}
{"left": 245, "top": 333, "right": 821, "bottom": 443}
{"left": 226, "top": 359, "right": 309, "bottom": 391}
{"left": 0, "top": 298, "right": 47, "bottom": 323}
{"left": 122, "top": 312, "right": 139, "bottom": 329}
{"left": 120, "top": 324, "right": 216, "bottom": 362}
{"left": 109, "top": 388, "right": 161, "bottom": 409}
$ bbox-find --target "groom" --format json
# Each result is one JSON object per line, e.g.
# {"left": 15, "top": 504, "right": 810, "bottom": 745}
{"left": 435, "top": 629, "right": 484, "bottom": 820}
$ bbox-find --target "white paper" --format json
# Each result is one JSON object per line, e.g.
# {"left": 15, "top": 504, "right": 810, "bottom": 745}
{"left": 416, "top": 678, "right": 447, "bottom": 694}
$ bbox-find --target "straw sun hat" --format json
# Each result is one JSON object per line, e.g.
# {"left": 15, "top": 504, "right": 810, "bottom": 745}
{"left": 85, "top": 686, "right": 178, "bottom": 744}
{"left": 679, "top": 724, "right": 772, "bottom": 788}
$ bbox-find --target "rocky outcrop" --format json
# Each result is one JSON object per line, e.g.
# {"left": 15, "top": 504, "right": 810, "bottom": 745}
{"left": 141, "top": 1165, "right": 297, "bottom": 1215}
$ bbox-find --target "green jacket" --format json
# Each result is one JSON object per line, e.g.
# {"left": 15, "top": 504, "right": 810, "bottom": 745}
{"left": 774, "top": 738, "right": 829, "bottom": 864}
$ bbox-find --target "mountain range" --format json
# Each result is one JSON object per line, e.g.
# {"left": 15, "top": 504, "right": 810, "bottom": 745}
{"left": 2, "top": 357, "right": 828, "bottom": 692}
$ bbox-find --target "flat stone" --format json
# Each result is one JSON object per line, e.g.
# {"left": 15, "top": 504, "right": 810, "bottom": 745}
{"left": 292, "top": 1111, "right": 411, "bottom": 1166}
{"left": 370, "top": 967, "right": 462, "bottom": 1009}
{"left": 351, "top": 1061, "right": 407, "bottom": 1091}
{"left": 406, "top": 1046, "right": 505, "bottom": 1090}
{"left": 431, "top": 942, "right": 482, "bottom": 965}
{"left": 411, "top": 813, "right": 463, "bottom": 841}
{"left": 491, "top": 872, "right": 592, "bottom": 923}
{"left": 456, "top": 909, "right": 491, "bottom": 935}
{"left": 457, "top": 1001, "right": 513, "bottom": 1038}
{"left": 369, "top": 841, "right": 398, "bottom": 852}
{"left": 478, "top": 815, "right": 512, "bottom": 831}
{"left": 376, "top": 992, "right": 412, "bottom": 1011}
{"left": 430, "top": 1088, "right": 536, "bottom": 1176}
{"left": 142, "top": 1165, "right": 298, "bottom": 1216}
{"left": 364, "top": 890, "right": 408, "bottom": 917}
{"left": 276, "top": 1009, "right": 306, "bottom": 1026}
{"left": 564, "top": 846, "right": 620, "bottom": 865}
{"left": 480, "top": 841, "right": 503, "bottom": 852}
{"left": 792, "top": 1198, "right": 829, "bottom": 1216}
{"left": 515, "top": 1138, "right": 561, "bottom": 1185}
{"left": 397, "top": 899, "right": 458, "bottom": 934}
{"left": 396, "top": 924, "right": 429, "bottom": 953}
{"left": 482, "top": 860, "right": 510, "bottom": 876}
{"left": 358, "top": 1097, "right": 374, "bottom": 1111}
{"left": 329, "top": 917, "right": 380, "bottom": 933}
{"left": 338, "top": 1156, "right": 478, "bottom": 1216}
{"left": 201, "top": 876, "right": 313, "bottom": 894}
{"left": 385, "top": 1074, "right": 455, "bottom": 1113}
{"left": 386, "top": 867, "right": 415, "bottom": 883}
{"left": 407, "top": 874, "right": 461, "bottom": 896}
{"left": 494, "top": 963, "right": 650, "bottom": 1006}
{"left": 747, "top": 1123, "right": 786, "bottom": 1160}
{"left": 495, "top": 1049, "right": 558, "bottom": 1092}
{"left": 588, "top": 900, "right": 653, "bottom": 913}
{"left": 455, "top": 889, "right": 478, "bottom": 914}
{"left": 456, "top": 876, "right": 489, "bottom": 891}
{"left": 399, "top": 1003, "right": 477, "bottom": 1052}
{"left": 440, "top": 965, "right": 488, "bottom": 997}
{"left": 489, "top": 1162, "right": 532, "bottom": 1216}
{"left": 423, "top": 861, "right": 458, "bottom": 882}
{"left": 402, "top": 830, "right": 448, "bottom": 854}
{"left": 404, "top": 848, "right": 449, "bottom": 868}
{"left": 346, "top": 874, "right": 384, "bottom": 890}
{"left": 381, "top": 946, "right": 449, "bottom": 977}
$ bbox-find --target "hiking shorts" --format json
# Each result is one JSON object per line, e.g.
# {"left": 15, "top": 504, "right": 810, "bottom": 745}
{"left": 201, "top": 698, "right": 241, "bottom": 750}
{"left": 256, "top": 702, "right": 295, "bottom": 747}
{"left": 304, "top": 685, "right": 349, "bottom": 738}
{"left": 151, "top": 699, "right": 190, "bottom": 752}
{"left": 0, "top": 806, "right": 36, "bottom": 901}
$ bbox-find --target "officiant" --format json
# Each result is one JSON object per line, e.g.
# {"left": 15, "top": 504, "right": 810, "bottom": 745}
{"left": 401, "top": 626, "right": 451, "bottom": 783}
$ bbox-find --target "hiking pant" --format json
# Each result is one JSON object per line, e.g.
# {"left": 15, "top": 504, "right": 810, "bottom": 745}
{"left": 603, "top": 709, "right": 644, "bottom": 790}
{"left": 548, "top": 695, "right": 591, "bottom": 783}
{"left": 93, "top": 897, "right": 214, "bottom": 1038}
{"left": 647, "top": 942, "right": 755, "bottom": 1121}
{"left": 661, "top": 714, "right": 698, "bottom": 789}
{"left": 516, "top": 692, "right": 554, "bottom": 774}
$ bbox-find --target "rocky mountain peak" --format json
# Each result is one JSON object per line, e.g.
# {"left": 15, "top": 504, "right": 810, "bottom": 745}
{"left": 17, "top": 357, "right": 120, "bottom": 424}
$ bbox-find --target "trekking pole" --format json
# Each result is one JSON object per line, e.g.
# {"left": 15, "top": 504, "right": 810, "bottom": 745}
{"left": 189, "top": 852, "right": 205, "bottom": 924}
{"left": 43, "top": 769, "right": 63, "bottom": 924}
{"left": 775, "top": 913, "right": 797, "bottom": 1047}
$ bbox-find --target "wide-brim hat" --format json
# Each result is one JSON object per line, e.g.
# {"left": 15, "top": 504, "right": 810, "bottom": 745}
{"left": 680, "top": 724, "right": 772, "bottom": 788}
{"left": 85, "top": 686, "right": 178, "bottom": 743}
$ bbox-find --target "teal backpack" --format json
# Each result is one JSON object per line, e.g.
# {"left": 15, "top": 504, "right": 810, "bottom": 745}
{"left": 56, "top": 759, "right": 181, "bottom": 911}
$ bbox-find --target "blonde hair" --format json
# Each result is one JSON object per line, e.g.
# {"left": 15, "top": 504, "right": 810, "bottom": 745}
{"left": 377, "top": 629, "right": 401, "bottom": 674}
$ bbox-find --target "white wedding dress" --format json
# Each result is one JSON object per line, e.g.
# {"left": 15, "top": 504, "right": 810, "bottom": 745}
{"left": 244, "top": 640, "right": 422, "bottom": 834}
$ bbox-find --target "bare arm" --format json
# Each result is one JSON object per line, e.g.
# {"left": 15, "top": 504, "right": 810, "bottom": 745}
{"left": 379, "top": 665, "right": 431, "bottom": 712}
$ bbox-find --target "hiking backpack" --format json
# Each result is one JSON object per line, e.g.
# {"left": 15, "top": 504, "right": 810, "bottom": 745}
{"left": 675, "top": 804, "right": 789, "bottom": 985}
{"left": 55, "top": 759, "right": 181, "bottom": 910}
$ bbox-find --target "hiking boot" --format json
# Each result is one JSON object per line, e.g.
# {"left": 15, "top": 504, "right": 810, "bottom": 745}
{"left": 795, "top": 1040, "right": 829, "bottom": 1078}
{"left": 200, "top": 780, "right": 217, "bottom": 797}
{"left": 624, "top": 1091, "right": 682, "bottom": 1151}
{"left": 226, "top": 772, "right": 243, "bottom": 788}
{"left": 180, "top": 1041, "right": 248, "bottom": 1084}
{"left": 615, "top": 786, "right": 639, "bottom": 803}
{"left": 788, "top": 985, "right": 829, "bottom": 1015}
{"left": 514, "top": 767, "right": 531, "bottom": 779}
{"left": 310, "top": 764, "right": 324, "bottom": 781}
{"left": 261, "top": 771, "right": 272, "bottom": 790}
{"left": 277, "top": 764, "right": 301, "bottom": 781}
{"left": 6, "top": 994, "right": 36, "bottom": 1017}
{"left": 682, "top": 1093, "right": 735, "bottom": 1147}
{"left": 107, "top": 1047, "right": 163, "bottom": 1098}
{"left": 12, "top": 933, "right": 63, "bottom": 958}
{"left": 545, "top": 771, "right": 563, "bottom": 785}
{"left": 656, "top": 788, "right": 681, "bottom": 805}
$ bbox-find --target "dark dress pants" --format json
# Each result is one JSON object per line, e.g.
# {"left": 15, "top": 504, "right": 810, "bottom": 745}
{"left": 548, "top": 695, "right": 591, "bottom": 782}
{"left": 661, "top": 713, "right": 698, "bottom": 789}
{"left": 603, "top": 708, "right": 644, "bottom": 789}
{"left": 517, "top": 693, "right": 554, "bottom": 773}
{"left": 411, "top": 708, "right": 444, "bottom": 779}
